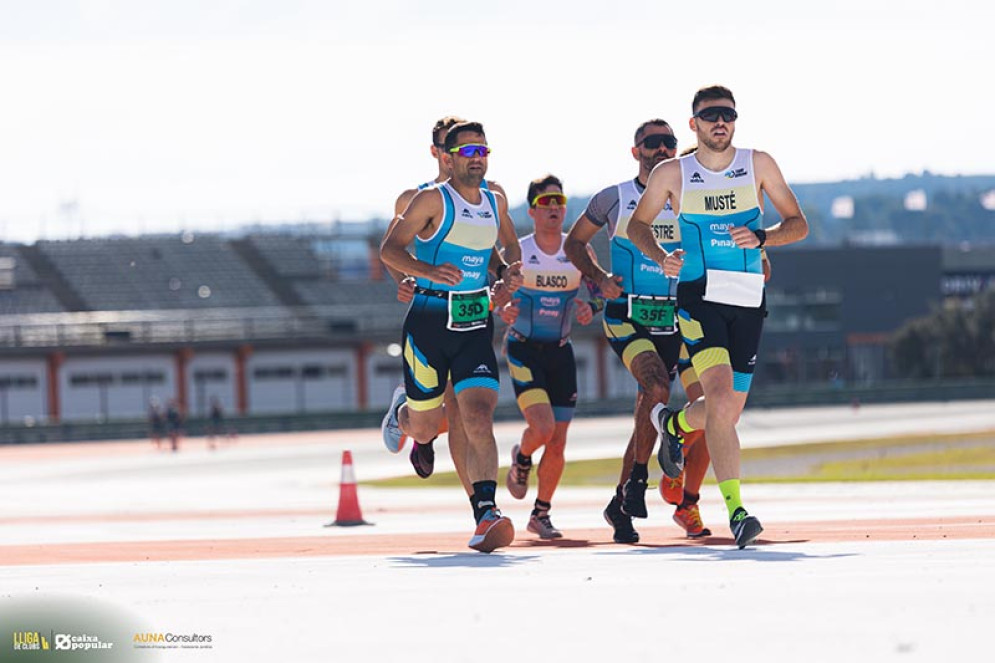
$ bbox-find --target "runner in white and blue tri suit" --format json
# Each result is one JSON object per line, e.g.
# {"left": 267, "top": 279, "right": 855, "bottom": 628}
{"left": 564, "top": 118, "right": 689, "bottom": 544}
{"left": 382, "top": 116, "right": 521, "bottom": 493}
{"left": 499, "top": 174, "right": 601, "bottom": 539}
{"left": 628, "top": 85, "right": 809, "bottom": 549}
{"left": 380, "top": 121, "right": 522, "bottom": 553}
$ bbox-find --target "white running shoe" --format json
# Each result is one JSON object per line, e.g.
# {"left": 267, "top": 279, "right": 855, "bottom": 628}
{"left": 381, "top": 385, "right": 406, "bottom": 453}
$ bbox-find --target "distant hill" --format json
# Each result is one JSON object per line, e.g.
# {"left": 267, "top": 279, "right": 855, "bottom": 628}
{"left": 506, "top": 172, "right": 995, "bottom": 247}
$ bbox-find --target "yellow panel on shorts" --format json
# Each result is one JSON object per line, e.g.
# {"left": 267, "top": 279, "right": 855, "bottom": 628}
{"left": 603, "top": 318, "right": 637, "bottom": 339}
{"left": 509, "top": 362, "right": 534, "bottom": 384}
{"left": 404, "top": 339, "right": 439, "bottom": 391}
{"left": 691, "top": 347, "right": 731, "bottom": 375}
{"left": 517, "top": 389, "right": 551, "bottom": 412}
{"left": 678, "top": 314, "right": 703, "bottom": 342}
{"left": 407, "top": 393, "right": 445, "bottom": 412}
{"left": 622, "top": 339, "right": 656, "bottom": 371}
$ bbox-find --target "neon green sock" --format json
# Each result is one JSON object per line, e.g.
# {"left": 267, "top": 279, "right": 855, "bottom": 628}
{"left": 718, "top": 479, "right": 744, "bottom": 520}
{"left": 666, "top": 409, "right": 695, "bottom": 436}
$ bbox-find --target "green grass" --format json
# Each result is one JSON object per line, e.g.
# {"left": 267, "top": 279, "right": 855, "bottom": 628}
{"left": 363, "top": 431, "right": 995, "bottom": 487}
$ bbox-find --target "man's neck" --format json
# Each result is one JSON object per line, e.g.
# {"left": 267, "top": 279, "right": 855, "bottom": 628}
{"left": 694, "top": 146, "right": 736, "bottom": 172}
{"left": 451, "top": 178, "right": 483, "bottom": 203}
{"left": 534, "top": 226, "right": 562, "bottom": 253}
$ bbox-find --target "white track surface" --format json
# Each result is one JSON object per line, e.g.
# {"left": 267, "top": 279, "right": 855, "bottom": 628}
{"left": 1, "top": 400, "right": 994, "bottom": 662}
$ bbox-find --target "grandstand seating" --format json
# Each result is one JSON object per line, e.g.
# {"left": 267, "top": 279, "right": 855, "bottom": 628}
{"left": 0, "top": 244, "right": 66, "bottom": 315}
{"left": 38, "top": 236, "right": 283, "bottom": 311}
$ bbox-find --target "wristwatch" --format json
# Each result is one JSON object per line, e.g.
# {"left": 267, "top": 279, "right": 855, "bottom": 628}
{"left": 753, "top": 228, "right": 767, "bottom": 247}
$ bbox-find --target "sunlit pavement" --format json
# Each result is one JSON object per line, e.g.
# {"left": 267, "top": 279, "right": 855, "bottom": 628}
{"left": 1, "top": 400, "right": 993, "bottom": 662}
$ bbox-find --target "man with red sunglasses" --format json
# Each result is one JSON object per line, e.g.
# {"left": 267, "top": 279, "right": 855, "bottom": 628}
{"left": 565, "top": 119, "right": 696, "bottom": 543}
{"left": 381, "top": 116, "right": 521, "bottom": 499}
{"left": 381, "top": 121, "right": 522, "bottom": 553}
{"left": 498, "top": 175, "right": 602, "bottom": 539}
{"left": 628, "top": 85, "right": 809, "bottom": 549}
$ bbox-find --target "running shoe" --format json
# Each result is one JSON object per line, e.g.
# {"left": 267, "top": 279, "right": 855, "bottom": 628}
{"left": 527, "top": 512, "right": 563, "bottom": 539}
{"left": 468, "top": 508, "right": 515, "bottom": 553}
{"left": 409, "top": 439, "right": 435, "bottom": 478}
{"left": 621, "top": 476, "right": 648, "bottom": 518}
{"left": 660, "top": 471, "right": 685, "bottom": 505}
{"left": 505, "top": 443, "right": 531, "bottom": 499}
{"left": 730, "top": 507, "right": 763, "bottom": 549}
{"left": 652, "top": 406, "right": 685, "bottom": 479}
{"left": 381, "top": 385, "right": 406, "bottom": 453}
{"left": 673, "top": 504, "right": 712, "bottom": 539}
{"left": 603, "top": 494, "right": 640, "bottom": 544}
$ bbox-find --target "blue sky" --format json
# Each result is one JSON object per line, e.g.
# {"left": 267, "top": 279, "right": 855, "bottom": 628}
{"left": 0, "top": 0, "right": 991, "bottom": 241}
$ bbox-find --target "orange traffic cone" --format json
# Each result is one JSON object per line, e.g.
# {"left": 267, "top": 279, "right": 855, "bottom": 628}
{"left": 325, "top": 450, "right": 372, "bottom": 527}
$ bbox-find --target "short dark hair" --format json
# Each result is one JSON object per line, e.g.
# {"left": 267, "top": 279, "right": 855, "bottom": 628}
{"left": 527, "top": 174, "right": 564, "bottom": 207}
{"left": 692, "top": 85, "right": 736, "bottom": 113}
{"left": 634, "top": 119, "right": 671, "bottom": 146}
{"left": 444, "top": 121, "right": 486, "bottom": 152}
{"left": 432, "top": 116, "right": 466, "bottom": 147}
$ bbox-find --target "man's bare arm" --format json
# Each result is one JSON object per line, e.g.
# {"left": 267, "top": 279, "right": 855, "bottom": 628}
{"left": 730, "top": 151, "right": 809, "bottom": 250}
{"left": 380, "top": 190, "right": 461, "bottom": 286}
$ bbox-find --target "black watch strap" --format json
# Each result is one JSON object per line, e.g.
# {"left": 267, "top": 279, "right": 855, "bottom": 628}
{"left": 754, "top": 228, "right": 767, "bottom": 247}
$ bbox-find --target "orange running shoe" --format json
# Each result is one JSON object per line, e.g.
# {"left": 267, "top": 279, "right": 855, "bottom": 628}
{"left": 660, "top": 471, "right": 685, "bottom": 505}
{"left": 468, "top": 508, "right": 515, "bottom": 553}
{"left": 673, "top": 503, "right": 711, "bottom": 539}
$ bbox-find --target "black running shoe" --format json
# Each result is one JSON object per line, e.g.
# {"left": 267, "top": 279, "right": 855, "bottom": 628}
{"left": 603, "top": 494, "right": 640, "bottom": 544}
{"left": 653, "top": 407, "right": 686, "bottom": 479}
{"left": 409, "top": 440, "right": 435, "bottom": 478}
{"left": 621, "top": 477, "right": 648, "bottom": 518}
{"left": 730, "top": 507, "right": 763, "bottom": 549}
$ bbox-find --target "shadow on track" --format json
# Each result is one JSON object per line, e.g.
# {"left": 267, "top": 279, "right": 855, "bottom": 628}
{"left": 387, "top": 553, "right": 541, "bottom": 569}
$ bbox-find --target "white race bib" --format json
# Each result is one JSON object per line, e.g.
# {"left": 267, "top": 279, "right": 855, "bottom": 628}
{"left": 703, "top": 269, "right": 764, "bottom": 308}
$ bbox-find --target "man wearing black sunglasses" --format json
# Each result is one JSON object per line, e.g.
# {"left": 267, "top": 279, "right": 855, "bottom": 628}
{"left": 381, "top": 116, "right": 521, "bottom": 504}
{"left": 564, "top": 119, "right": 691, "bottom": 544}
{"left": 628, "top": 85, "right": 809, "bottom": 549}
{"left": 381, "top": 121, "right": 523, "bottom": 553}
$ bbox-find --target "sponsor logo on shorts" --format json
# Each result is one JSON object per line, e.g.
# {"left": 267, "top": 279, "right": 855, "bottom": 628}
{"left": 473, "top": 364, "right": 492, "bottom": 375}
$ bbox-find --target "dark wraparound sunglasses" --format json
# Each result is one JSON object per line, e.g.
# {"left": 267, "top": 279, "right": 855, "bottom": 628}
{"left": 449, "top": 144, "right": 491, "bottom": 157}
{"left": 638, "top": 134, "right": 678, "bottom": 150}
{"left": 694, "top": 106, "right": 738, "bottom": 123}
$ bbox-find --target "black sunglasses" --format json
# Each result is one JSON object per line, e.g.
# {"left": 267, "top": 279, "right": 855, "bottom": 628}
{"left": 694, "top": 106, "right": 738, "bottom": 123}
{"left": 638, "top": 133, "right": 678, "bottom": 150}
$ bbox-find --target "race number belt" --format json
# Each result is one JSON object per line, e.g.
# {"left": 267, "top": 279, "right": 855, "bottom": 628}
{"left": 627, "top": 293, "right": 676, "bottom": 335}
{"left": 447, "top": 287, "right": 490, "bottom": 332}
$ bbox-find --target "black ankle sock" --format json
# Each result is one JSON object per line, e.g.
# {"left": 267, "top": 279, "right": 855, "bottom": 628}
{"left": 471, "top": 480, "right": 498, "bottom": 522}
{"left": 516, "top": 450, "right": 532, "bottom": 466}
{"left": 681, "top": 492, "right": 700, "bottom": 508}
{"left": 631, "top": 462, "right": 648, "bottom": 482}
{"left": 532, "top": 499, "right": 551, "bottom": 516}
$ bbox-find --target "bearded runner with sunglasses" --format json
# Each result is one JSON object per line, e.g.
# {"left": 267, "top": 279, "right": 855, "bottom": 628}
{"left": 382, "top": 115, "right": 521, "bottom": 499}
{"left": 380, "top": 121, "right": 522, "bottom": 553}
{"left": 565, "top": 119, "right": 698, "bottom": 544}
{"left": 628, "top": 85, "right": 809, "bottom": 549}
{"left": 499, "top": 175, "right": 602, "bottom": 539}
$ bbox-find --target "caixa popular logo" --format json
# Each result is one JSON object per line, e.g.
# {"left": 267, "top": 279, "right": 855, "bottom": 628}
{"left": 54, "top": 633, "right": 114, "bottom": 651}
{"left": 462, "top": 255, "right": 485, "bottom": 268}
